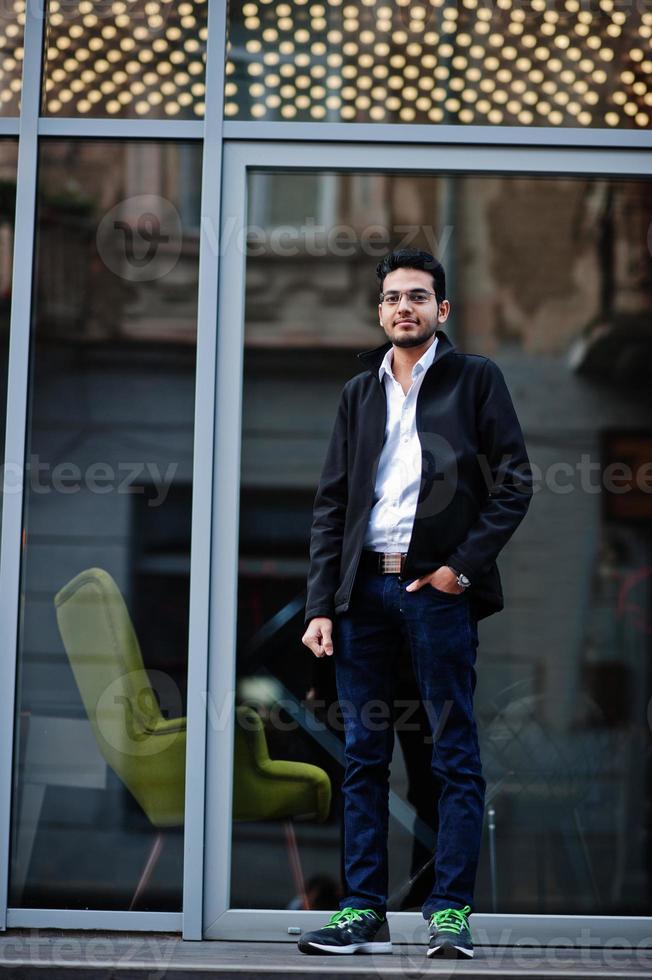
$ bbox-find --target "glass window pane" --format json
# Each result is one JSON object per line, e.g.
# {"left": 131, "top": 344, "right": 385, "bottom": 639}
{"left": 42, "top": 1, "right": 208, "bottom": 119}
{"left": 231, "top": 170, "right": 652, "bottom": 916}
{"left": 226, "top": 1, "right": 652, "bottom": 128}
{"left": 0, "top": 5, "right": 23, "bottom": 117}
{"left": 9, "top": 139, "right": 201, "bottom": 911}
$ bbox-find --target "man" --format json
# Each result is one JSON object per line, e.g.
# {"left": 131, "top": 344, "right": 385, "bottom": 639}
{"left": 298, "top": 248, "right": 532, "bottom": 959}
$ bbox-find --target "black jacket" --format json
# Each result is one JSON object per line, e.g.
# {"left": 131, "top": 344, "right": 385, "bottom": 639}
{"left": 304, "top": 329, "right": 533, "bottom": 628}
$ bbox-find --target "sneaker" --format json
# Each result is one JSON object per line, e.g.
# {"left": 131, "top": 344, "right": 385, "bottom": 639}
{"left": 297, "top": 907, "right": 393, "bottom": 955}
{"left": 426, "top": 904, "right": 474, "bottom": 958}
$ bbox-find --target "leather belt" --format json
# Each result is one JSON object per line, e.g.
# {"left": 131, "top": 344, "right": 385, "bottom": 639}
{"left": 360, "top": 550, "right": 407, "bottom": 575}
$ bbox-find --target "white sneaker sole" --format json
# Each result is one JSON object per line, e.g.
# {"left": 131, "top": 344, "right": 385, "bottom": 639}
{"left": 302, "top": 941, "right": 393, "bottom": 955}
{"left": 427, "top": 942, "right": 474, "bottom": 959}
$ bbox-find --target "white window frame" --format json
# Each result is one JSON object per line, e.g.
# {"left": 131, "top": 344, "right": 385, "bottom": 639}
{"left": 203, "top": 137, "right": 651, "bottom": 946}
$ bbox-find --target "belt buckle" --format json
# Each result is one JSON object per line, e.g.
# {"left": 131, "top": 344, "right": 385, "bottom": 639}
{"left": 379, "top": 552, "right": 405, "bottom": 575}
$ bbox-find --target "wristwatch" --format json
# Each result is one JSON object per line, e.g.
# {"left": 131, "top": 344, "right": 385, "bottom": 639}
{"left": 447, "top": 566, "right": 471, "bottom": 589}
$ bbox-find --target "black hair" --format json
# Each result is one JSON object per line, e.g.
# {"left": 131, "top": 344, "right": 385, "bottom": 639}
{"left": 376, "top": 248, "right": 446, "bottom": 305}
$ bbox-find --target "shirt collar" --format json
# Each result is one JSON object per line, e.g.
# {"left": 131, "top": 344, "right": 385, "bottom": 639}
{"left": 378, "top": 335, "right": 439, "bottom": 383}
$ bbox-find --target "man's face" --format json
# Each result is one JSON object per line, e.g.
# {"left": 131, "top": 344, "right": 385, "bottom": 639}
{"left": 378, "top": 267, "right": 450, "bottom": 350}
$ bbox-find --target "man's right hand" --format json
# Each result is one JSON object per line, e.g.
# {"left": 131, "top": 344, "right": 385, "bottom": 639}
{"left": 302, "top": 617, "right": 334, "bottom": 658}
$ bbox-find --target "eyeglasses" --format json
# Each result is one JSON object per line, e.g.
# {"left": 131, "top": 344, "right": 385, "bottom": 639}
{"left": 379, "top": 289, "right": 437, "bottom": 305}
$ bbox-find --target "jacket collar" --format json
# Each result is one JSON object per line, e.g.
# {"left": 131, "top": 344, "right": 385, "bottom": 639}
{"left": 355, "top": 329, "right": 457, "bottom": 378}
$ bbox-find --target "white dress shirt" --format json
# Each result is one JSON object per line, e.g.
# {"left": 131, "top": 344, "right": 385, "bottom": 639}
{"left": 363, "top": 336, "right": 438, "bottom": 553}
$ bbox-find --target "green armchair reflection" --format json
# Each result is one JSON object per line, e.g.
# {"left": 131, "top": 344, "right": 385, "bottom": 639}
{"left": 54, "top": 567, "right": 331, "bottom": 910}
{"left": 55, "top": 568, "right": 186, "bottom": 831}
{"left": 233, "top": 704, "right": 331, "bottom": 822}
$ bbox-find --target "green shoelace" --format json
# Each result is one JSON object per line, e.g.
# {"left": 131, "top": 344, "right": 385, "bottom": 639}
{"left": 429, "top": 905, "right": 472, "bottom": 934}
{"left": 325, "top": 907, "right": 381, "bottom": 928}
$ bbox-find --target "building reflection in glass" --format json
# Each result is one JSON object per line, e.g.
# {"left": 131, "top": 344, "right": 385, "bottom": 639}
{"left": 231, "top": 171, "right": 652, "bottom": 916}
{"left": 9, "top": 139, "right": 201, "bottom": 911}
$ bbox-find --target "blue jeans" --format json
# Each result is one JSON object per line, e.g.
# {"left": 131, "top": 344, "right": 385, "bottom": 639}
{"left": 333, "top": 558, "right": 486, "bottom": 920}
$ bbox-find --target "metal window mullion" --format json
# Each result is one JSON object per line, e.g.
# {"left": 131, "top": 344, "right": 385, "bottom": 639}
{"left": 222, "top": 139, "right": 652, "bottom": 177}
{"left": 37, "top": 118, "right": 204, "bottom": 139}
{"left": 0, "top": 0, "right": 46, "bottom": 932}
{"left": 6, "top": 909, "right": 182, "bottom": 932}
{"left": 221, "top": 120, "right": 652, "bottom": 150}
{"left": 205, "top": 908, "right": 652, "bottom": 946}
{"left": 181, "top": 0, "right": 229, "bottom": 942}
{"left": 201, "top": 140, "right": 248, "bottom": 942}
